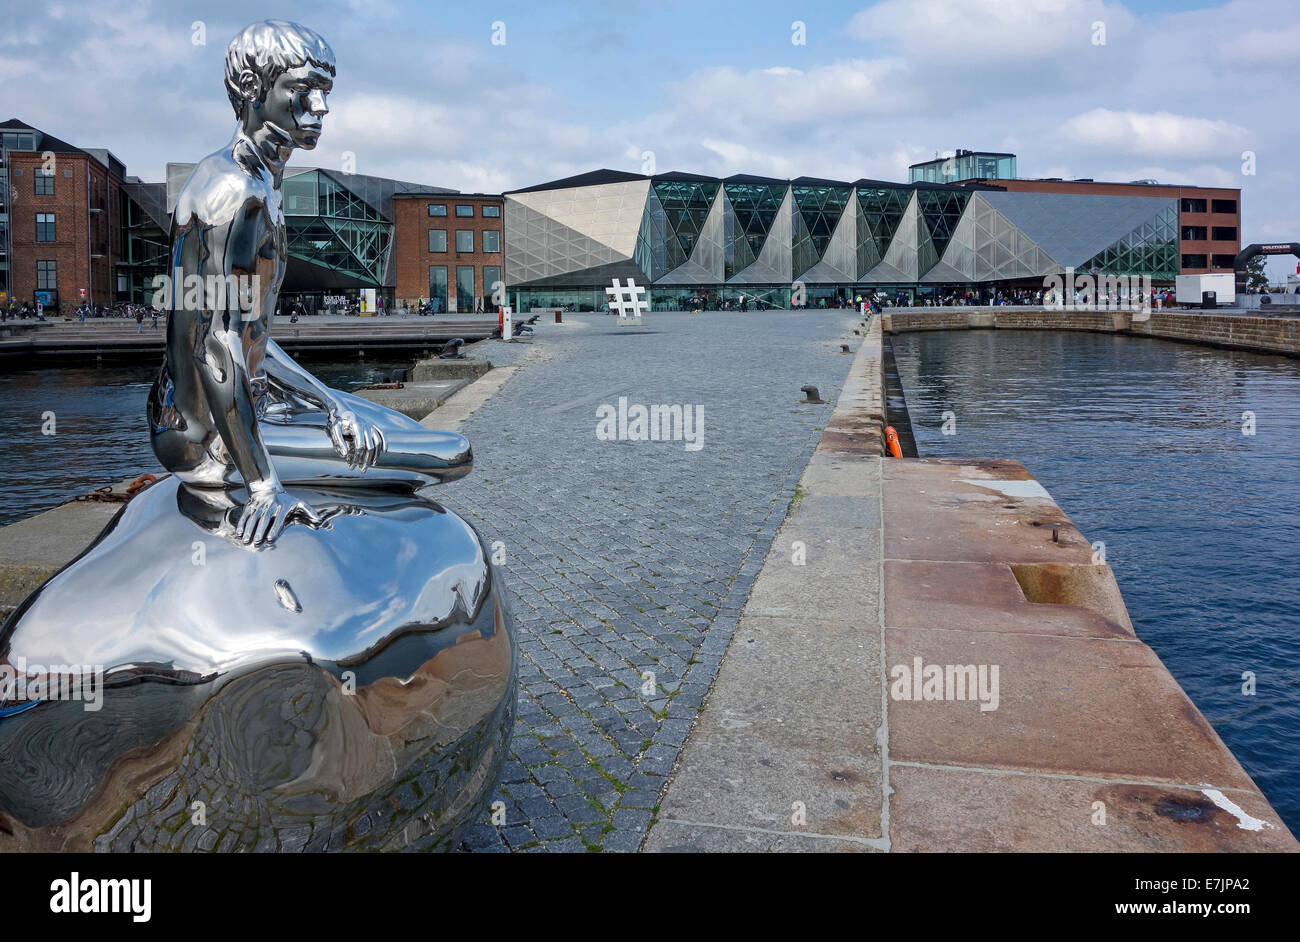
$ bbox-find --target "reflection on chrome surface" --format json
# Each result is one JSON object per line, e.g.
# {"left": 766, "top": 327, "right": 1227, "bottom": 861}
{"left": 0, "top": 20, "right": 516, "bottom": 852}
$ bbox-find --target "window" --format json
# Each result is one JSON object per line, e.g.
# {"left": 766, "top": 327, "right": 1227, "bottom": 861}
{"left": 36, "top": 260, "right": 56, "bottom": 290}
{"left": 1212, "top": 226, "right": 1238, "bottom": 241}
{"left": 428, "top": 228, "right": 447, "bottom": 252}
{"left": 482, "top": 205, "right": 500, "bottom": 218}
{"left": 456, "top": 265, "right": 475, "bottom": 312}
{"left": 428, "top": 203, "right": 447, "bottom": 217}
{"left": 455, "top": 205, "right": 474, "bottom": 217}
{"left": 482, "top": 230, "right": 500, "bottom": 253}
{"left": 1181, "top": 254, "right": 1208, "bottom": 269}
{"left": 1211, "top": 199, "right": 1237, "bottom": 214}
{"left": 1180, "top": 198, "right": 1207, "bottom": 213}
{"left": 35, "top": 213, "right": 55, "bottom": 242}
{"left": 483, "top": 265, "right": 502, "bottom": 307}
{"left": 1181, "top": 226, "right": 1207, "bottom": 241}
{"left": 428, "top": 266, "right": 448, "bottom": 311}
{"left": 34, "top": 168, "right": 53, "bottom": 196}
{"left": 1212, "top": 254, "right": 1237, "bottom": 269}
{"left": 0, "top": 131, "right": 36, "bottom": 151}
{"left": 455, "top": 230, "right": 474, "bottom": 253}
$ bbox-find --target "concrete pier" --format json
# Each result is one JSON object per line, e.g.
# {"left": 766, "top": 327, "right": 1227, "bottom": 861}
{"left": 883, "top": 307, "right": 1300, "bottom": 358}
{"left": 646, "top": 317, "right": 1298, "bottom": 852}
{"left": 0, "top": 315, "right": 500, "bottom": 363}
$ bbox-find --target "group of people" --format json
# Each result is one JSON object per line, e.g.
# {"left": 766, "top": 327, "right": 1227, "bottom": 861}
{"left": 403, "top": 297, "right": 444, "bottom": 316}
{"left": 687, "top": 293, "right": 769, "bottom": 312}
{"left": 1040, "top": 287, "right": 1176, "bottom": 309}
{"left": 1, "top": 301, "right": 46, "bottom": 321}
{"left": 0, "top": 300, "right": 167, "bottom": 324}
{"left": 915, "top": 289, "right": 1044, "bottom": 307}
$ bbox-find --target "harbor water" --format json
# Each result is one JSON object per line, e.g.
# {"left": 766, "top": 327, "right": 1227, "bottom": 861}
{"left": 0, "top": 358, "right": 408, "bottom": 527}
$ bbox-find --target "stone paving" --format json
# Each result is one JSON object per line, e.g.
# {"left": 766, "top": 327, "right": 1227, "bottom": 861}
{"left": 432, "top": 311, "right": 862, "bottom": 851}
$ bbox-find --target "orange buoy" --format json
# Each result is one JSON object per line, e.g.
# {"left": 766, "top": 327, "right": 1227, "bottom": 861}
{"left": 885, "top": 426, "right": 903, "bottom": 458}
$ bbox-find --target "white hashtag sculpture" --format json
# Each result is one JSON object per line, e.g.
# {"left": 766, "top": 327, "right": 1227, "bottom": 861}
{"left": 606, "top": 278, "right": 648, "bottom": 320}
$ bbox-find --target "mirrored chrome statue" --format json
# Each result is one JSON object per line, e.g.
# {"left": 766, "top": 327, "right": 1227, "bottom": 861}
{"left": 0, "top": 20, "right": 516, "bottom": 852}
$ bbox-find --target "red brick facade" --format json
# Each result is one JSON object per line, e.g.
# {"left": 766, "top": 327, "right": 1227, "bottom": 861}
{"left": 7, "top": 150, "right": 122, "bottom": 311}
{"left": 393, "top": 193, "right": 505, "bottom": 313}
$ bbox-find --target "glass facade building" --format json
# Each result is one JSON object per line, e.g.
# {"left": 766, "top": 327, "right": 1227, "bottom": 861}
{"left": 504, "top": 168, "right": 1185, "bottom": 311}
{"left": 118, "top": 181, "right": 168, "bottom": 303}
{"left": 166, "top": 163, "right": 452, "bottom": 312}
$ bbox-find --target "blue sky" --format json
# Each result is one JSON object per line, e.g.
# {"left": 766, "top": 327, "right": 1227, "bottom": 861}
{"left": 4, "top": 0, "right": 1297, "bottom": 278}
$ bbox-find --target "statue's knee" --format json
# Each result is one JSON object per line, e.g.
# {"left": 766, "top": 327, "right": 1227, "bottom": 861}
{"left": 440, "top": 432, "right": 472, "bottom": 464}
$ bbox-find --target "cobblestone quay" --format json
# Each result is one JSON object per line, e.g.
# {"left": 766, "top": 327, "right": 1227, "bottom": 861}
{"left": 436, "top": 311, "right": 862, "bottom": 851}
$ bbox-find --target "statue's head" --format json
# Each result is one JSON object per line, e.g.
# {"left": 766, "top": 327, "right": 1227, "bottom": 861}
{"left": 224, "top": 19, "right": 335, "bottom": 151}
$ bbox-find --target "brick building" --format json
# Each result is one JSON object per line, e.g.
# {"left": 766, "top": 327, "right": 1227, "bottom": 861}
{"left": 1, "top": 118, "right": 167, "bottom": 312}
{"left": 392, "top": 193, "right": 505, "bottom": 313}
{"left": 1, "top": 119, "right": 124, "bottom": 311}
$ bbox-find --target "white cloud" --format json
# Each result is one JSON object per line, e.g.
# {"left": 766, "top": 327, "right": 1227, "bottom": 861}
{"left": 849, "top": 0, "right": 1136, "bottom": 58}
{"left": 698, "top": 140, "right": 802, "bottom": 179}
{"left": 662, "top": 58, "right": 915, "bottom": 130}
{"left": 1221, "top": 22, "right": 1300, "bottom": 63}
{"left": 1059, "top": 108, "right": 1250, "bottom": 159}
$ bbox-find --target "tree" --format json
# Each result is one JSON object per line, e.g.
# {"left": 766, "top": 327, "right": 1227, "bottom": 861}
{"left": 1245, "top": 253, "right": 1270, "bottom": 291}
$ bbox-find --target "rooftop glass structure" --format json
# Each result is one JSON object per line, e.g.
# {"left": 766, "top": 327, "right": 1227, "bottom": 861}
{"left": 909, "top": 150, "right": 1016, "bottom": 184}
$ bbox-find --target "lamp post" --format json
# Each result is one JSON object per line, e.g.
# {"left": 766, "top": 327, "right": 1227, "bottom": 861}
{"left": 0, "top": 141, "right": 12, "bottom": 307}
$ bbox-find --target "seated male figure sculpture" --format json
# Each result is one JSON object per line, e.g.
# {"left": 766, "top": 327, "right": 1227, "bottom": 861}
{"left": 148, "top": 20, "right": 470, "bottom": 546}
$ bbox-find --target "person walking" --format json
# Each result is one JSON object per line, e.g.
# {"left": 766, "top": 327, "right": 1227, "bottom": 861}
{"left": 136, "top": 308, "right": 145, "bottom": 333}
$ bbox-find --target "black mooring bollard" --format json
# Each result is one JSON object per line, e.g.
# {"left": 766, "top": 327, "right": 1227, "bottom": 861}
{"left": 801, "top": 385, "right": 822, "bottom": 403}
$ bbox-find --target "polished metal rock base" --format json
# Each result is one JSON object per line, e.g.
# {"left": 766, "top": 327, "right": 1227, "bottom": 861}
{"left": 0, "top": 477, "right": 516, "bottom": 852}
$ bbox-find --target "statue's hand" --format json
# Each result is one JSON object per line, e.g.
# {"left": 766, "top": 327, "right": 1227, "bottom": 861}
{"left": 327, "top": 407, "right": 385, "bottom": 472}
{"left": 236, "top": 485, "right": 323, "bottom": 545}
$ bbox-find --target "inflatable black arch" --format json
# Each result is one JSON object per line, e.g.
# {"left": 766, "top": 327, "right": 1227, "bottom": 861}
{"left": 1234, "top": 242, "right": 1300, "bottom": 295}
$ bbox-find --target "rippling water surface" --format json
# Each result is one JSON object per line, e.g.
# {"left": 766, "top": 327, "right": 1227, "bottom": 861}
{"left": 0, "top": 358, "right": 407, "bottom": 527}
{"left": 891, "top": 329, "right": 1300, "bottom": 834}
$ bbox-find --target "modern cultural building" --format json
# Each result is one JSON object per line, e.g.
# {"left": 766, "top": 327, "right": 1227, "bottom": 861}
{"left": 502, "top": 152, "right": 1242, "bottom": 312}
{"left": 4, "top": 120, "right": 1244, "bottom": 318}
